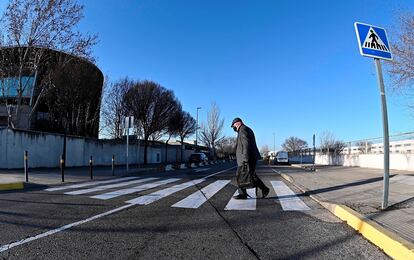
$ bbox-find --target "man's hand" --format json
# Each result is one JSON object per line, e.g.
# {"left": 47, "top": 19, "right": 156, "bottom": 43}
{"left": 243, "top": 162, "right": 248, "bottom": 171}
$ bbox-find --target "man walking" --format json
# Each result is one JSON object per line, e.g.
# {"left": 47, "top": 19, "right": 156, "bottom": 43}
{"left": 231, "top": 117, "right": 270, "bottom": 199}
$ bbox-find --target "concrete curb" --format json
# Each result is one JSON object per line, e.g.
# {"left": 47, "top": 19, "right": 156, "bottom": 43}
{"left": 164, "top": 165, "right": 174, "bottom": 171}
{"left": 0, "top": 182, "right": 24, "bottom": 191}
{"left": 278, "top": 171, "right": 414, "bottom": 260}
{"left": 190, "top": 163, "right": 197, "bottom": 168}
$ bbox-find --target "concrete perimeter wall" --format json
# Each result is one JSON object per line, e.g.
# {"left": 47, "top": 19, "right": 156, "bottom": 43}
{"left": 315, "top": 153, "right": 414, "bottom": 171}
{"left": 0, "top": 128, "right": 193, "bottom": 169}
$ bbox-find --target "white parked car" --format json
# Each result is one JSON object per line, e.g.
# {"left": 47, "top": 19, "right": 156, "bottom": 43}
{"left": 274, "top": 151, "right": 289, "bottom": 165}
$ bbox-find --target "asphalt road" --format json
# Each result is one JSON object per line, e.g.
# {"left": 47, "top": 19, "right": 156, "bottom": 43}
{"left": 0, "top": 162, "right": 389, "bottom": 259}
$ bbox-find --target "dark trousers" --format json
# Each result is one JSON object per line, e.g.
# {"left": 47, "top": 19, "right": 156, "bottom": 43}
{"left": 238, "top": 160, "right": 267, "bottom": 195}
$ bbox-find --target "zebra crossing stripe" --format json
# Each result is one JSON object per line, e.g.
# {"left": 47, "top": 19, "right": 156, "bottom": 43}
{"left": 271, "top": 181, "right": 310, "bottom": 211}
{"left": 64, "top": 177, "right": 159, "bottom": 195}
{"left": 126, "top": 178, "right": 206, "bottom": 205}
{"left": 224, "top": 188, "right": 256, "bottom": 210}
{"left": 172, "top": 180, "right": 231, "bottom": 209}
{"left": 45, "top": 177, "right": 139, "bottom": 192}
{"left": 90, "top": 178, "right": 181, "bottom": 200}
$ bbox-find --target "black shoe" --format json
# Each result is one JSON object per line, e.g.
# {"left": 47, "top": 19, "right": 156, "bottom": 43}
{"left": 233, "top": 194, "right": 247, "bottom": 200}
{"left": 261, "top": 187, "right": 270, "bottom": 198}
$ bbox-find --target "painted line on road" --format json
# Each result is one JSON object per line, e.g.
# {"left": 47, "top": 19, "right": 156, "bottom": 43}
{"left": 45, "top": 177, "right": 139, "bottom": 192}
{"left": 224, "top": 188, "right": 256, "bottom": 211}
{"left": 90, "top": 178, "right": 181, "bottom": 200}
{"left": 64, "top": 177, "right": 158, "bottom": 195}
{"left": 126, "top": 166, "right": 237, "bottom": 205}
{"left": 126, "top": 178, "right": 206, "bottom": 205}
{"left": 331, "top": 204, "right": 414, "bottom": 259}
{"left": 271, "top": 181, "right": 310, "bottom": 211}
{"left": 0, "top": 203, "right": 134, "bottom": 253}
{"left": 204, "top": 166, "right": 237, "bottom": 178}
{"left": 276, "top": 169, "right": 414, "bottom": 259}
{"left": 194, "top": 168, "right": 210, "bottom": 172}
{"left": 172, "top": 180, "right": 231, "bottom": 209}
{"left": 0, "top": 166, "right": 238, "bottom": 254}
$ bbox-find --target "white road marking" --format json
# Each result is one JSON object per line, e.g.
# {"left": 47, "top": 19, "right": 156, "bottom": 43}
{"left": 64, "top": 177, "right": 158, "bottom": 195}
{"left": 90, "top": 178, "right": 181, "bottom": 200}
{"left": 0, "top": 166, "right": 238, "bottom": 253}
{"left": 172, "top": 180, "right": 231, "bottom": 208}
{"left": 204, "top": 166, "right": 237, "bottom": 178}
{"left": 224, "top": 188, "right": 256, "bottom": 210}
{"left": 0, "top": 204, "right": 134, "bottom": 253}
{"left": 45, "top": 177, "right": 139, "bottom": 192}
{"left": 271, "top": 181, "right": 310, "bottom": 211}
{"left": 194, "top": 168, "right": 210, "bottom": 172}
{"left": 126, "top": 178, "right": 206, "bottom": 205}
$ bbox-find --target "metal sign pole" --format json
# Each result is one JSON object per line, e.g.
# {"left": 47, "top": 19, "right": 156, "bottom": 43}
{"left": 313, "top": 134, "right": 316, "bottom": 169}
{"left": 374, "top": 58, "right": 390, "bottom": 210}
{"left": 126, "top": 127, "right": 129, "bottom": 173}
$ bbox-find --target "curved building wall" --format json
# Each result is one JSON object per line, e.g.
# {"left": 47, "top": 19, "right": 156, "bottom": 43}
{"left": 0, "top": 47, "right": 103, "bottom": 137}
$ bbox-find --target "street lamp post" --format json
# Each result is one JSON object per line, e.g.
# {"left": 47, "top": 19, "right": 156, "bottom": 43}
{"left": 196, "top": 107, "right": 201, "bottom": 152}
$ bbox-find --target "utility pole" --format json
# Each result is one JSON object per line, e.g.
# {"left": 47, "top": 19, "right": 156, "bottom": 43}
{"left": 125, "top": 116, "right": 134, "bottom": 173}
{"left": 196, "top": 107, "right": 201, "bottom": 152}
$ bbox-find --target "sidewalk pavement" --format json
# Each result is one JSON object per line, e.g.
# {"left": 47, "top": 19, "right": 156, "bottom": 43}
{"left": 279, "top": 164, "right": 414, "bottom": 259}
{"left": 0, "top": 165, "right": 159, "bottom": 189}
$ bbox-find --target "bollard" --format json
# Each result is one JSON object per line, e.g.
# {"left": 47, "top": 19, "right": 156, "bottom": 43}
{"left": 89, "top": 156, "right": 93, "bottom": 180}
{"left": 112, "top": 154, "right": 115, "bottom": 176}
{"left": 60, "top": 155, "right": 65, "bottom": 182}
{"left": 24, "top": 150, "right": 29, "bottom": 182}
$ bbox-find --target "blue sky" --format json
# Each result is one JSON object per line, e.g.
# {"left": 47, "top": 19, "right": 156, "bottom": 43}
{"left": 2, "top": 0, "right": 413, "bottom": 149}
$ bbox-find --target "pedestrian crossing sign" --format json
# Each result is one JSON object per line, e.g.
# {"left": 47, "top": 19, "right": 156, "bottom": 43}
{"left": 354, "top": 22, "right": 392, "bottom": 60}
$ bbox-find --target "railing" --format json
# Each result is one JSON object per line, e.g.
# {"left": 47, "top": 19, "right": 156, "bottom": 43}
{"left": 343, "top": 131, "right": 414, "bottom": 155}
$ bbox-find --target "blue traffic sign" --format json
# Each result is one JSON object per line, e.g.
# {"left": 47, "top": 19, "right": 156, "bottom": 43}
{"left": 354, "top": 22, "right": 392, "bottom": 60}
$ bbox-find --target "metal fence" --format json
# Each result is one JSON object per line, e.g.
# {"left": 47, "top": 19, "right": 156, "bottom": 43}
{"left": 344, "top": 131, "right": 414, "bottom": 155}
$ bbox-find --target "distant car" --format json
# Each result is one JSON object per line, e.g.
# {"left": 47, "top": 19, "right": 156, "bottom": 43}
{"left": 274, "top": 151, "right": 289, "bottom": 165}
{"left": 189, "top": 153, "right": 209, "bottom": 163}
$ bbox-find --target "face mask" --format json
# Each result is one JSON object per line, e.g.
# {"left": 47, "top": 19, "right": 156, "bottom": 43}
{"left": 232, "top": 126, "right": 238, "bottom": 132}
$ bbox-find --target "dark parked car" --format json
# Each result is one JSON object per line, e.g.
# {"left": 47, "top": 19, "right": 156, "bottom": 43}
{"left": 189, "top": 153, "right": 208, "bottom": 163}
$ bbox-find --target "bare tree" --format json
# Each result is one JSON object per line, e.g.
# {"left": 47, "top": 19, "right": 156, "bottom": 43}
{"left": 282, "top": 137, "right": 308, "bottom": 153}
{"left": 319, "top": 131, "right": 336, "bottom": 154}
{"left": 388, "top": 13, "right": 414, "bottom": 91}
{"left": 331, "top": 141, "right": 347, "bottom": 155}
{"left": 357, "top": 141, "right": 372, "bottom": 154}
{"left": 259, "top": 145, "right": 270, "bottom": 156}
{"left": 199, "top": 102, "right": 225, "bottom": 159}
{"left": 123, "top": 80, "right": 179, "bottom": 164}
{"left": 177, "top": 111, "right": 196, "bottom": 162}
{"left": 100, "top": 77, "right": 133, "bottom": 139}
{"left": 319, "top": 131, "right": 345, "bottom": 155}
{"left": 41, "top": 57, "right": 103, "bottom": 137}
{"left": 0, "top": 0, "right": 98, "bottom": 129}
{"left": 216, "top": 137, "right": 236, "bottom": 159}
{"left": 164, "top": 103, "right": 182, "bottom": 163}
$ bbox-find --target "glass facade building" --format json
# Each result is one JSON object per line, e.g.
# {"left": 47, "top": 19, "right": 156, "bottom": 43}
{"left": 0, "top": 76, "right": 35, "bottom": 97}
